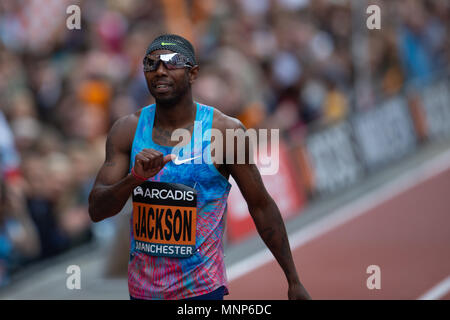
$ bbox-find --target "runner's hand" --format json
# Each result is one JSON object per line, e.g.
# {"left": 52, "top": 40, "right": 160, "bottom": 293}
{"left": 288, "top": 282, "right": 312, "bottom": 300}
{"left": 133, "top": 149, "right": 174, "bottom": 180}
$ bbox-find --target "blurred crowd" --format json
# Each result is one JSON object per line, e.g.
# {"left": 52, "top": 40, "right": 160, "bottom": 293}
{"left": 0, "top": 0, "right": 449, "bottom": 286}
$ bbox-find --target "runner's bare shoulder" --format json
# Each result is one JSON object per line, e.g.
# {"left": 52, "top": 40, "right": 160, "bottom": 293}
{"left": 108, "top": 110, "right": 142, "bottom": 153}
{"left": 211, "top": 108, "right": 248, "bottom": 164}
{"left": 211, "top": 107, "right": 245, "bottom": 134}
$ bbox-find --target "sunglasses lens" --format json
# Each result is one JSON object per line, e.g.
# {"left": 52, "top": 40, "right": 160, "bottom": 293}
{"left": 143, "top": 56, "right": 158, "bottom": 71}
{"left": 161, "top": 53, "right": 187, "bottom": 68}
{"left": 143, "top": 53, "right": 191, "bottom": 71}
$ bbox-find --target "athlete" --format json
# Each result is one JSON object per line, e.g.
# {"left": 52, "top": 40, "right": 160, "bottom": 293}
{"left": 88, "top": 34, "right": 311, "bottom": 300}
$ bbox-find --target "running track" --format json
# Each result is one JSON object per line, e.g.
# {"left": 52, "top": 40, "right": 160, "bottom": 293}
{"left": 226, "top": 149, "right": 450, "bottom": 300}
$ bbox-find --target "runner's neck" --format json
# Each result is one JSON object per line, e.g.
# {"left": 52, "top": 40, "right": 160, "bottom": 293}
{"left": 155, "top": 96, "right": 196, "bottom": 129}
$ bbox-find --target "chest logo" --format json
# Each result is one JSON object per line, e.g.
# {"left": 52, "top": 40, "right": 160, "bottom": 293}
{"left": 173, "top": 155, "right": 201, "bottom": 165}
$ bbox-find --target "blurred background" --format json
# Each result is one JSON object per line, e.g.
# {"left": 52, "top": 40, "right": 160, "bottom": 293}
{"left": 0, "top": 0, "right": 449, "bottom": 299}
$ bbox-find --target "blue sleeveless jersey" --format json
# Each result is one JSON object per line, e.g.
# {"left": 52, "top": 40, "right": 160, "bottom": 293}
{"left": 128, "top": 102, "right": 232, "bottom": 299}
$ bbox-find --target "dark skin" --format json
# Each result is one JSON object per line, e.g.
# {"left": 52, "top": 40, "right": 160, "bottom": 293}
{"left": 88, "top": 49, "right": 311, "bottom": 300}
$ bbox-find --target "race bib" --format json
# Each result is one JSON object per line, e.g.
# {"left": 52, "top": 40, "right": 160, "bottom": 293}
{"left": 132, "top": 181, "right": 197, "bottom": 258}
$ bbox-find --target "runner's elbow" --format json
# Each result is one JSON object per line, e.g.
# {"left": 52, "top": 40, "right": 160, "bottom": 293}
{"left": 88, "top": 192, "right": 104, "bottom": 222}
{"left": 88, "top": 206, "right": 103, "bottom": 223}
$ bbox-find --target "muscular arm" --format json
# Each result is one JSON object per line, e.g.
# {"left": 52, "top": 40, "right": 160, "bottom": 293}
{"left": 88, "top": 114, "right": 141, "bottom": 222}
{"left": 218, "top": 115, "right": 311, "bottom": 300}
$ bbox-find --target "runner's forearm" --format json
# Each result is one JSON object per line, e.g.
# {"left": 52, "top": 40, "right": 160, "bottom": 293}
{"left": 88, "top": 174, "right": 142, "bottom": 222}
{"left": 250, "top": 198, "right": 300, "bottom": 285}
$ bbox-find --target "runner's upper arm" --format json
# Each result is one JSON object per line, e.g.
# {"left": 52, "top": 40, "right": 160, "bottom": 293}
{"left": 221, "top": 116, "right": 272, "bottom": 210}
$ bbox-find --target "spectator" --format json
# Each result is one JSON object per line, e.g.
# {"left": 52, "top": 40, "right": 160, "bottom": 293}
{"left": 0, "top": 179, "right": 41, "bottom": 287}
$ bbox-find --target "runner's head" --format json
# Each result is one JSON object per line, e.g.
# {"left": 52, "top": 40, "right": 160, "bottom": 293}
{"left": 143, "top": 34, "right": 198, "bottom": 105}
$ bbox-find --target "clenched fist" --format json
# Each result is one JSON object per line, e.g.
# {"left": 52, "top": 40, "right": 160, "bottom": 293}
{"left": 133, "top": 149, "right": 175, "bottom": 180}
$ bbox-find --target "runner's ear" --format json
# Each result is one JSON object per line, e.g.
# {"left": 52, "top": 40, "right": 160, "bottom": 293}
{"left": 188, "top": 65, "right": 199, "bottom": 84}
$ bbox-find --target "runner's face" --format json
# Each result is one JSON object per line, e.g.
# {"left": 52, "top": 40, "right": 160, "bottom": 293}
{"left": 144, "top": 49, "right": 196, "bottom": 104}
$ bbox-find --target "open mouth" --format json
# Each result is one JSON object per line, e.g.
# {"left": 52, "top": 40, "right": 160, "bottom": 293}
{"left": 153, "top": 81, "right": 171, "bottom": 93}
{"left": 154, "top": 83, "right": 171, "bottom": 93}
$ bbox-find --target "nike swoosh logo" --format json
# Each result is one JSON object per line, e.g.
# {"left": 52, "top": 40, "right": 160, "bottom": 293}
{"left": 173, "top": 155, "right": 201, "bottom": 165}
{"left": 161, "top": 42, "right": 176, "bottom": 46}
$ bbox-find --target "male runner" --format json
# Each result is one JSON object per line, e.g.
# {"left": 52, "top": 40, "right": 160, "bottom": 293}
{"left": 88, "top": 34, "right": 311, "bottom": 300}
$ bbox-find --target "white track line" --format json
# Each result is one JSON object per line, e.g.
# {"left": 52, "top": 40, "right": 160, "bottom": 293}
{"left": 417, "top": 276, "right": 450, "bottom": 300}
{"left": 228, "top": 147, "right": 450, "bottom": 282}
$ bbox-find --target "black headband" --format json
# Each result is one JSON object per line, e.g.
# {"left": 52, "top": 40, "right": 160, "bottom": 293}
{"left": 145, "top": 34, "right": 196, "bottom": 65}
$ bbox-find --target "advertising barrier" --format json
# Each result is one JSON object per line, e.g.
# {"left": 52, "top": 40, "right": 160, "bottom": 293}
{"left": 352, "top": 96, "right": 417, "bottom": 170}
{"left": 226, "top": 76, "right": 449, "bottom": 244}
{"left": 305, "top": 121, "right": 363, "bottom": 195}
{"left": 419, "top": 80, "right": 450, "bottom": 140}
